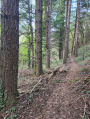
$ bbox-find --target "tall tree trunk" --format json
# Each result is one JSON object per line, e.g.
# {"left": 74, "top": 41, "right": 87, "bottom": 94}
{"left": 27, "top": 0, "right": 31, "bottom": 68}
{"left": 0, "top": 47, "right": 4, "bottom": 110}
{"left": 35, "top": 0, "right": 43, "bottom": 76}
{"left": 28, "top": 0, "right": 34, "bottom": 69}
{"left": 1, "top": 0, "right": 19, "bottom": 109}
{"left": 30, "top": 5, "right": 34, "bottom": 69}
{"left": 74, "top": 0, "right": 80, "bottom": 57}
{"left": 45, "top": 0, "right": 51, "bottom": 68}
{"left": 63, "top": 0, "right": 72, "bottom": 64}
{"left": 82, "top": 0, "right": 89, "bottom": 60}
{"left": 28, "top": 33, "right": 31, "bottom": 68}
{"left": 59, "top": 31, "right": 63, "bottom": 59}
{"left": 58, "top": 0, "right": 65, "bottom": 60}
{"left": 72, "top": 11, "right": 77, "bottom": 55}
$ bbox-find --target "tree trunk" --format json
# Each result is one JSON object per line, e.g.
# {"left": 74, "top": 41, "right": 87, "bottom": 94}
{"left": 45, "top": 0, "right": 51, "bottom": 68}
{"left": 58, "top": 0, "right": 65, "bottom": 60}
{"left": 1, "top": 0, "right": 19, "bottom": 109}
{"left": 63, "top": 0, "right": 72, "bottom": 64}
{"left": 82, "top": 0, "right": 89, "bottom": 60}
{"left": 0, "top": 48, "right": 4, "bottom": 110}
{"left": 30, "top": 5, "right": 34, "bottom": 69}
{"left": 59, "top": 31, "right": 63, "bottom": 59}
{"left": 35, "top": 0, "right": 43, "bottom": 76}
{"left": 28, "top": 33, "right": 31, "bottom": 68}
{"left": 72, "top": 11, "right": 77, "bottom": 55}
{"left": 74, "top": 0, "right": 80, "bottom": 57}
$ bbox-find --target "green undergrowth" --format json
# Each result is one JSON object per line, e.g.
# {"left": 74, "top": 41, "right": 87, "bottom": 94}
{"left": 75, "top": 44, "right": 90, "bottom": 65}
{"left": 79, "top": 68, "right": 90, "bottom": 76}
{"left": 53, "top": 79, "right": 62, "bottom": 83}
{"left": 72, "top": 78, "right": 78, "bottom": 82}
{"left": 50, "top": 59, "right": 63, "bottom": 68}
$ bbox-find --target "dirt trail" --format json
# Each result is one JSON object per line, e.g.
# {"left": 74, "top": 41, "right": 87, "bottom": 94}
{"left": 1, "top": 57, "right": 90, "bottom": 119}
{"left": 39, "top": 57, "right": 80, "bottom": 119}
{"left": 16, "top": 57, "right": 85, "bottom": 119}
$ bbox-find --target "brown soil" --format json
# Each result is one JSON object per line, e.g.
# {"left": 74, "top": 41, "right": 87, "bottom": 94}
{"left": 2, "top": 57, "right": 90, "bottom": 119}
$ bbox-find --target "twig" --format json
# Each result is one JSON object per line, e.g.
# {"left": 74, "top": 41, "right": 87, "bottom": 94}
{"left": 83, "top": 101, "right": 87, "bottom": 118}
{"left": 82, "top": 96, "right": 87, "bottom": 119}
{"left": 81, "top": 81, "right": 90, "bottom": 89}
{"left": 4, "top": 114, "right": 9, "bottom": 119}
{"left": 30, "top": 77, "right": 43, "bottom": 94}
{"left": 17, "top": 77, "right": 43, "bottom": 98}
{"left": 49, "top": 66, "right": 60, "bottom": 79}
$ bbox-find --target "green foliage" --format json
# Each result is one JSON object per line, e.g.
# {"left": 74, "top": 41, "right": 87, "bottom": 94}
{"left": 28, "top": 94, "right": 34, "bottom": 102}
{"left": 51, "top": 0, "right": 65, "bottom": 59}
{"left": 79, "top": 68, "right": 90, "bottom": 76}
{"left": 82, "top": 90, "right": 90, "bottom": 97}
{"left": 75, "top": 44, "right": 90, "bottom": 64}
{"left": 6, "top": 107, "right": 18, "bottom": 119}
{"left": 72, "top": 78, "right": 78, "bottom": 82}
{"left": 53, "top": 79, "right": 62, "bottom": 83}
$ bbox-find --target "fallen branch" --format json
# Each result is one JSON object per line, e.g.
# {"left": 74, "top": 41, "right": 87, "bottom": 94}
{"left": 30, "top": 77, "right": 43, "bottom": 94}
{"left": 4, "top": 114, "right": 9, "bottom": 119}
{"left": 83, "top": 101, "right": 87, "bottom": 119}
{"left": 82, "top": 97, "right": 87, "bottom": 119}
{"left": 79, "top": 97, "right": 87, "bottom": 119}
{"left": 49, "top": 65, "right": 69, "bottom": 79}
{"left": 17, "top": 77, "right": 43, "bottom": 98}
{"left": 44, "top": 69, "right": 53, "bottom": 73}
{"left": 49, "top": 66, "right": 60, "bottom": 79}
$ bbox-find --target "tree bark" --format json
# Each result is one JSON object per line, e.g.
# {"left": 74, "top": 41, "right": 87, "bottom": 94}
{"left": 63, "top": 0, "right": 72, "bottom": 64}
{"left": 45, "top": 0, "right": 51, "bottom": 68}
{"left": 35, "top": 0, "right": 43, "bottom": 76}
{"left": 0, "top": 47, "right": 4, "bottom": 110}
{"left": 72, "top": 11, "right": 77, "bottom": 55}
{"left": 30, "top": 5, "right": 34, "bottom": 69}
{"left": 28, "top": 33, "right": 31, "bottom": 68}
{"left": 58, "top": 0, "right": 65, "bottom": 60}
{"left": 1, "top": 0, "right": 19, "bottom": 109}
{"left": 74, "top": 0, "right": 80, "bottom": 57}
{"left": 59, "top": 31, "right": 63, "bottom": 59}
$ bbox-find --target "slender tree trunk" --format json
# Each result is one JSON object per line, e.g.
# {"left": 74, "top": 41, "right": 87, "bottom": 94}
{"left": 45, "top": 0, "right": 51, "bottom": 68}
{"left": 59, "top": 31, "right": 63, "bottom": 59}
{"left": 63, "top": 0, "right": 72, "bottom": 64}
{"left": 59, "top": 0, "right": 65, "bottom": 60}
{"left": 74, "top": 0, "right": 80, "bottom": 57}
{"left": 30, "top": 5, "right": 34, "bottom": 69}
{"left": 0, "top": 48, "right": 4, "bottom": 110}
{"left": 72, "top": 11, "right": 77, "bottom": 55}
{"left": 27, "top": 0, "right": 31, "bottom": 68}
{"left": 35, "top": 0, "right": 43, "bottom": 76}
{"left": 28, "top": 33, "right": 31, "bottom": 68}
{"left": 1, "top": 0, "right": 19, "bottom": 109}
{"left": 27, "top": 0, "right": 34, "bottom": 69}
{"left": 67, "top": 0, "right": 72, "bottom": 56}
{"left": 82, "top": 0, "right": 89, "bottom": 60}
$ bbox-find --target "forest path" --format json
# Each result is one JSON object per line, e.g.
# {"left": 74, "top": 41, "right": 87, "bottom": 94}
{"left": 39, "top": 57, "right": 81, "bottom": 119}
{"left": 16, "top": 57, "right": 86, "bottom": 119}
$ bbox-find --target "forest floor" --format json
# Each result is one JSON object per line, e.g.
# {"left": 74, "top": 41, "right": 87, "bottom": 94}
{"left": 1, "top": 57, "right": 90, "bottom": 119}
